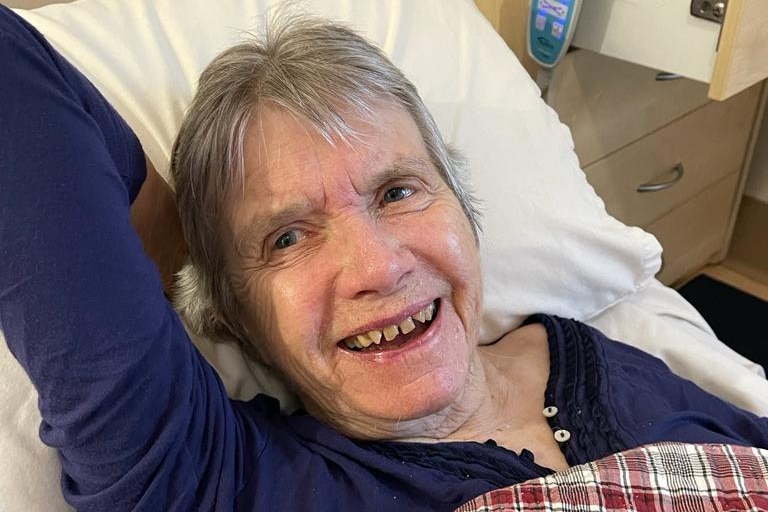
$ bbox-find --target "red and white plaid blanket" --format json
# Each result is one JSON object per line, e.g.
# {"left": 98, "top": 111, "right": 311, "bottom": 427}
{"left": 456, "top": 443, "right": 768, "bottom": 512}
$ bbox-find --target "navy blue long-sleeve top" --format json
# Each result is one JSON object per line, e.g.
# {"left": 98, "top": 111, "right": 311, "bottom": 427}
{"left": 1, "top": 6, "right": 766, "bottom": 511}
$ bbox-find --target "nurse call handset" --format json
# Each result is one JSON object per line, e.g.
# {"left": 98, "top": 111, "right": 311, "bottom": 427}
{"left": 527, "top": 0, "right": 583, "bottom": 68}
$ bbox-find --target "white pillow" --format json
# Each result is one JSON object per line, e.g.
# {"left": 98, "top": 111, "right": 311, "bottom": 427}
{"left": 3, "top": 1, "right": 662, "bottom": 510}
{"left": 15, "top": 0, "right": 662, "bottom": 343}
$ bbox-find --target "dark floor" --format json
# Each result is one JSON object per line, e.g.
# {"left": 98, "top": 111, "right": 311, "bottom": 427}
{"left": 679, "top": 274, "right": 768, "bottom": 374}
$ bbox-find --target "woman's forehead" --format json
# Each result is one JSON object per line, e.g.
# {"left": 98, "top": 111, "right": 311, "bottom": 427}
{"left": 241, "top": 101, "right": 429, "bottom": 193}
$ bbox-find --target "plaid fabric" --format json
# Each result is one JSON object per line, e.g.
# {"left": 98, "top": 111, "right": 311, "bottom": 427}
{"left": 456, "top": 443, "right": 768, "bottom": 512}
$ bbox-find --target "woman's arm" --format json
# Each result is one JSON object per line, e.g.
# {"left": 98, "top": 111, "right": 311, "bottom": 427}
{"left": 597, "top": 328, "right": 768, "bottom": 449}
{"left": 0, "top": 7, "right": 246, "bottom": 510}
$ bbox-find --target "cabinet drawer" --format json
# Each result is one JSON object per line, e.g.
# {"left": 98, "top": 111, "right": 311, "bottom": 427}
{"left": 649, "top": 173, "right": 741, "bottom": 285}
{"left": 551, "top": 50, "right": 710, "bottom": 167}
{"left": 583, "top": 85, "right": 760, "bottom": 227}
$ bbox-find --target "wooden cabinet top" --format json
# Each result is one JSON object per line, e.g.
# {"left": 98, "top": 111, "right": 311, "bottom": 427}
{"left": 476, "top": 0, "right": 768, "bottom": 101}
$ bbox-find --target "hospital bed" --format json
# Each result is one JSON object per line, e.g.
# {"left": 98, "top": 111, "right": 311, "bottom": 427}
{"left": 1, "top": 0, "right": 767, "bottom": 510}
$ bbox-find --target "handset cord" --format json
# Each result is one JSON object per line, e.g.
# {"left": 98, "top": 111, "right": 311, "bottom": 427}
{"left": 535, "top": 67, "right": 555, "bottom": 105}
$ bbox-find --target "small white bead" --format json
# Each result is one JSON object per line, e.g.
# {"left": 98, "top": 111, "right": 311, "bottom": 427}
{"left": 554, "top": 429, "right": 571, "bottom": 443}
{"left": 542, "top": 406, "right": 558, "bottom": 418}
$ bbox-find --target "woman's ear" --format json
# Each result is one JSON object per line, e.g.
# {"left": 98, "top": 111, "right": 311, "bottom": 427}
{"left": 130, "top": 156, "right": 188, "bottom": 297}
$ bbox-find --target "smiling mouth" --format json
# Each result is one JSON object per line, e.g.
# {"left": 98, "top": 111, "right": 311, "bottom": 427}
{"left": 339, "top": 300, "right": 439, "bottom": 353}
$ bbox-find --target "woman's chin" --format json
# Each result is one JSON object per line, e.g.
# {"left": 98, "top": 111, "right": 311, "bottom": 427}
{"left": 331, "top": 366, "right": 472, "bottom": 438}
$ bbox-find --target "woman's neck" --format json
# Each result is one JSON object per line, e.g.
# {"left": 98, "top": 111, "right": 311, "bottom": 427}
{"left": 398, "top": 323, "right": 552, "bottom": 444}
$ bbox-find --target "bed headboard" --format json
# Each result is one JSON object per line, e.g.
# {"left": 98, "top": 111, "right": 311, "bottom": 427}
{"left": 130, "top": 159, "right": 187, "bottom": 297}
{"left": 472, "top": 0, "right": 538, "bottom": 78}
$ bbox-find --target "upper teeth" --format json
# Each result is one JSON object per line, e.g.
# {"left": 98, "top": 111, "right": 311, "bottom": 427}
{"left": 345, "top": 301, "right": 435, "bottom": 349}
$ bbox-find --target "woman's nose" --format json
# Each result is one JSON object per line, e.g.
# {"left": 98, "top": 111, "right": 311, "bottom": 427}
{"left": 332, "top": 217, "right": 416, "bottom": 300}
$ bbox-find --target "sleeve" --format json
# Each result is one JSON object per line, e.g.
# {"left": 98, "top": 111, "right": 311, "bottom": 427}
{"left": 0, "top": 7, "right": 250, "bottom": 510}
{"left": 599, "top": 328, "right": 768, "bottom": 450}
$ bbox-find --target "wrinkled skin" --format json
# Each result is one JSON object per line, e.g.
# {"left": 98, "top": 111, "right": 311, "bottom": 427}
{"left": 225, "top": 102, "right": 487, "bottom": 439}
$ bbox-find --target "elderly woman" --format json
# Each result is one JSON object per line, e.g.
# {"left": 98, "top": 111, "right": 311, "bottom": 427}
{"left": 1, "top": 6, "right": 766, "bottom": 511}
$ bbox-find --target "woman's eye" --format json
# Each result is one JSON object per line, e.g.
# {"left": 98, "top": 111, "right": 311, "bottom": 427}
{"left": 382, "top": 186, "right": 414, "bottom": 204}
{"left": 274, "top": 230, "right": 302, "bottom": 250}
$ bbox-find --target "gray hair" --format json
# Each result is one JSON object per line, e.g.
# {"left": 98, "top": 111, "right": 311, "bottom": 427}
{"left": 170, "top": 15, "right": 481, "bottom": 347}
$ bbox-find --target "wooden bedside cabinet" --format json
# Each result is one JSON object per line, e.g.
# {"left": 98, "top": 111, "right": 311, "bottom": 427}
{"left": 548, "top": 50, "right": 765, "bottom": 285}
{"left": 474, "top": 0, "right": 768, "bottom": 286}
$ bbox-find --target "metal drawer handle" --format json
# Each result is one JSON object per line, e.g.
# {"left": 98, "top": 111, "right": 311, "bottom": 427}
{"left": 637, "top": 163, "right": 685, "bottom": 193}
{"left": 655, "top": 72, "right": 682, "bottom": 81}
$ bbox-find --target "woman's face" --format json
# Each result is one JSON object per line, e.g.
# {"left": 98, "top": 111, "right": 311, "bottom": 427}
{"left": 225, "top": 102, "right": 483, "bottom": 437}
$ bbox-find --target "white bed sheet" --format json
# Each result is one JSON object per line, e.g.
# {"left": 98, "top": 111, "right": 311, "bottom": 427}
{"left": 587, "top": 279, "right": 768, "bottom": 416}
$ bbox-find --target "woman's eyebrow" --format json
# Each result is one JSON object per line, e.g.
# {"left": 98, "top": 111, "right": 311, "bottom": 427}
{"left": 368, "top": 155, "right": 435, "bottom": 188}
{"left": 389, "top": 155, "right": 434, "bottom": 176}
{"left": 235, "top": 203, "right": 312, "bottom": 254}
{"left": 235, "top": 156, "right": 434, "bottom": 252}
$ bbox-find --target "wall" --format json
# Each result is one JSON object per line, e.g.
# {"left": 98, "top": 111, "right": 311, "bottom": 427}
{"left": 745, "top": 103, "right": 768, "bottom": 203}
{"left": 725, "top": 94, "right": 768, "bottom": 283}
